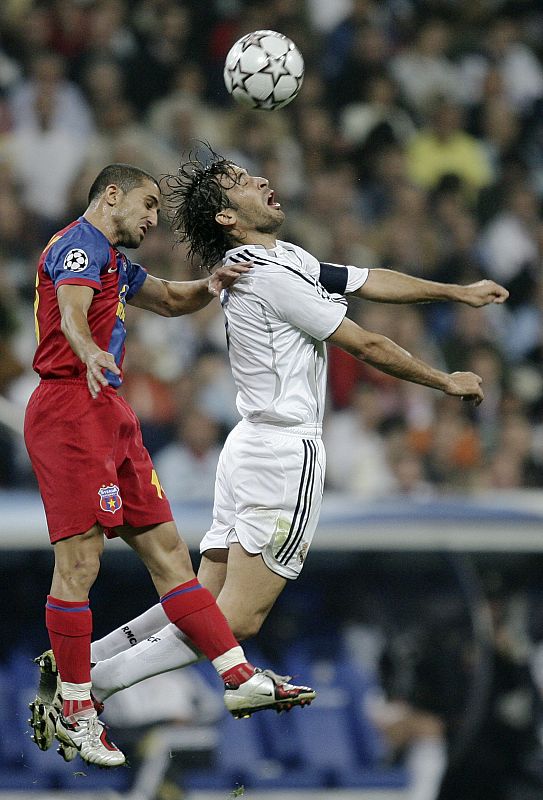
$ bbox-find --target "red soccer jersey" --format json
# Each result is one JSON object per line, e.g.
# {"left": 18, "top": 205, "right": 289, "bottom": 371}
{"left": 33, "top": 216, "right": 147, "bottom": 386}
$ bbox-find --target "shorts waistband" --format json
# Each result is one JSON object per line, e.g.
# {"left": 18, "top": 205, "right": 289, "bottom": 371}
{"left": 39, "top": 378, "right": 116, "bottom": 389}
{"left": 240, "top": 419, "right": 322, "bottom": 438}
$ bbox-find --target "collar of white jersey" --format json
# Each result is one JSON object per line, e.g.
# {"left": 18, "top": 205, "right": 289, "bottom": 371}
{"left": 224, "top": 242, "right": 283, "bottom": 259}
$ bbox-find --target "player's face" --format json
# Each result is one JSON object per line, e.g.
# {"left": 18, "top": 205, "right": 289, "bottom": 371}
{"left": 221, "top": 166, "right": 284, "bottom": 234}
{"left": 113, "top": 179, "right": 161, "bottom": 248}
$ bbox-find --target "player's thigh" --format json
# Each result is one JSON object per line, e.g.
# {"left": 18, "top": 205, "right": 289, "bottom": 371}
{"left": 234, "top": 430, "right": 325, "bottom": 581}
{"left": 120, "top": 521, "right": 195, "bottom": 592}
{"left": 216, "top": 543, "right": 287, "bottom": 640}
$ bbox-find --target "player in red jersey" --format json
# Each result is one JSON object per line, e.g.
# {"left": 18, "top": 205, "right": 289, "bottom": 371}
{"left": 25, "top": 163, "right": 315, "bottom": 768}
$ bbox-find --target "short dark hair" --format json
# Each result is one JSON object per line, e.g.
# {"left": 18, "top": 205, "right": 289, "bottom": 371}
{"left": 163, "top": 143, "right": 241, "bottom": 268}
{"left": 87, "top": 164, "right": 159, "bottom": 204}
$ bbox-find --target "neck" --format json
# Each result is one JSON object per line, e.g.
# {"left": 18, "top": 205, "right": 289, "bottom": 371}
{"left": 83, "top": 208, "right": 118, "bottom": 245}
{"left": 234, "top": 231, "right": 278, "bottom": 250}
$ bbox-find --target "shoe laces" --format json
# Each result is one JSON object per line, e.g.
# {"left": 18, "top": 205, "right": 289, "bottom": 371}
{"left": 80, "top": 714, "right": 103, "bottom": 746}
{"left": 257, "top": 668, "right": 292, "bottom": 686}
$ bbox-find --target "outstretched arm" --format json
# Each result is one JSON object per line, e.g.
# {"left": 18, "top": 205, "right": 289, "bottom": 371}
{"left": 356, "top": 269, "right": 509, "bottom": 307}
{"left": 328, "top": 316, "right": 483, "bottom": 404}
{"left": 130, "top": 263, "right": 252, "bottom": 316}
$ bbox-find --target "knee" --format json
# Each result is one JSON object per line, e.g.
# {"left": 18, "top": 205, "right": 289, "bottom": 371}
{"left": 161, "top": 533, "right": 191, "bottom": 564}
{"left": 230, "top": 613, "right": 264, "bottom": 642}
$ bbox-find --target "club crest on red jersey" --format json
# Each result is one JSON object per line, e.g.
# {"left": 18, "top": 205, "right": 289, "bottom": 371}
{"left": 98, "top": 483, "right": 122, "bottom": 513}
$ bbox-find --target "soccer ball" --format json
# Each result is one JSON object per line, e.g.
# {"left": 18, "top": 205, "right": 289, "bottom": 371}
{"left": 224, "top": 30, "right": 304, "bottom": 111}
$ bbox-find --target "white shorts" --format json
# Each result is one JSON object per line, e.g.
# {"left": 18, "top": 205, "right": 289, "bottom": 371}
{"left": 200, "top": 419, "right": 325, "bottom": 580}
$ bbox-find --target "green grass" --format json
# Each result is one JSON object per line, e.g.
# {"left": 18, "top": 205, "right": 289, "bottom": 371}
{"left": 228, "top": 786, "right": 245, "bottom": 797}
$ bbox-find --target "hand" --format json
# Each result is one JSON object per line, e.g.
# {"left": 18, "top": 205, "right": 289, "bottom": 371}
{"left": 445, "top": 371, "right": 484, "bottom": 406}
{"left": 463, "top": 280, "right": 509, "bottom": 307}
{"left": 85, "top": 350, "right": 120, "bottom": 399}
{"left": 208, "top": 262, "right": 253, "bottom": 297}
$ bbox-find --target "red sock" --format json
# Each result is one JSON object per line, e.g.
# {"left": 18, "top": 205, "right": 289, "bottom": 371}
{"left": 160, "top": 578, "right": 241, "bottom": 661}
{"left": 45, "top": 595, "right": 93, "bottom": 685}
{"left": 221, "top": 663, "right": 255, "bottom": 687}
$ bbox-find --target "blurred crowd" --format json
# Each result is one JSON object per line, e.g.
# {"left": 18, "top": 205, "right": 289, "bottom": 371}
{"left": 0, "top": 0, "right": 542, "bottom": 497}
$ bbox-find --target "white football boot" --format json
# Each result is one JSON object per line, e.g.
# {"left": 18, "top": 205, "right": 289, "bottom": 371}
{"left": 55, "top": 711, "right": 126, "bottom": 768}
{"left": 224, "top": 667, "right": 316, "bottom": 719}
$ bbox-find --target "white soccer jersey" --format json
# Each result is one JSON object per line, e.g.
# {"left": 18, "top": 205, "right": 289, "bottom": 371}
{"left": 221, "top": 240, "right": 368, "bottom": 427}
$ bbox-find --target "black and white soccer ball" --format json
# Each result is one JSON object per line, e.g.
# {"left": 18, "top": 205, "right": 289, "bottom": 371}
{"left": 224, "top": 30, "right": 304, "bottom": 111}
{"left": 63, "top": 248, "right": 89, "bottom": 272}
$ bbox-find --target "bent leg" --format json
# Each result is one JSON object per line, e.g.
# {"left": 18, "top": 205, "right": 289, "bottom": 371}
{"left": 90, "top": 548, "right": 229, "bottom": 698}
{"left": 211, "top": 543, "right": 287, "bottom": 641}
{"left": 120, "top": 522, "right": 249, "bottom": 682}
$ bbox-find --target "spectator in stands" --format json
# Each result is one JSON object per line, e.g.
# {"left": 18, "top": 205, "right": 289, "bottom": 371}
{"left": 390, "top": 18, "right": 463, "bottom": 115}
{"left": 477, "top": 182, "right": 542, "bottom": 286}
{"left": 8, "top": 50, "right": 93, "bottom": 138}
{"left": 461, "top": 15, "right": 543, "bottom": 117}
{"left": 322, "top": 0, "right": 384, "bottom": 85}
{"left": 147, "top": 61, "right": 230, "bottom": 153}
{"left": 340, "top": 72, "right": 416, "bottom": 164}
{"left": 367, "top": 182, "right": 441, "bottom": 275}
{"left": 153, "top": 408, "right": 222, "bottom": 503}
{"left": 324, "top": 381, "right": 397, "bottom": 497}
{"left": 124, "top": 2, "right": 195, "bottom": 114}
{"left": 356, "top": 142, "right": 410, "bottom": 222}
{"left": 329, "top": 22, "right": 391, "bottom": 112}
{"left": 406, "top": 97, "right": 493, "bottom": 198}
{"left": 2, "top": 51, "right": 92, "bottom": 235}
{"left": 421, "top": 398, "right": 482, "bottom": 490}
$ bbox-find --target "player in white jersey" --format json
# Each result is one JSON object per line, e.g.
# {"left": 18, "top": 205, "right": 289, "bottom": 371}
{"left": 32, "top": 147, "right": 508, "bottom": 722}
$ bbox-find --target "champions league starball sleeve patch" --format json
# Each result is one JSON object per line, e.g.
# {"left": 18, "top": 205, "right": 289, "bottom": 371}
{"left": 63, "top": 248, "right": 89, "bottom": 272}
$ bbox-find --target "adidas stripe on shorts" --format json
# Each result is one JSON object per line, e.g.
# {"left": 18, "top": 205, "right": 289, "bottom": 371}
{"left": 200, "top": 419, "right": 325, "bottom": 580}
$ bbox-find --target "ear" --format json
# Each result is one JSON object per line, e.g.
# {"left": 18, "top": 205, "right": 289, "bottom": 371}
{"left": 215, "top": 208, "right": 237, "bottom": 228}
{"left": 104, "top": 184, "right": 120, "bottom": 206}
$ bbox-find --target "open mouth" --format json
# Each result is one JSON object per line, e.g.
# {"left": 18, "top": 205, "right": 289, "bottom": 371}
{"left": 267, "top": 190, "right": 281, "bottom": 209}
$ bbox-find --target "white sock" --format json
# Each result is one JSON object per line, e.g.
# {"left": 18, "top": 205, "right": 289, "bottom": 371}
{"left": 90, "top": 603, "right": 169, "bottom": 663}
{"left": 212, "top": 646, "right": 248, "bottom": 675}
{"left": 90, "top": 623, "right": 203, "bottom": 701}
{"left": 62, "top": 681, "right": 94, "bottom": 723}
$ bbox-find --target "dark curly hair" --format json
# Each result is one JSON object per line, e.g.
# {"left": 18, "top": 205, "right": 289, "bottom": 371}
{"left": 163, "top": 143, "right": 242, "bottom": 270}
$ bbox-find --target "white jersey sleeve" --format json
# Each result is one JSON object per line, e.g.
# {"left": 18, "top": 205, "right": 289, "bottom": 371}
{"left": 345, "top": 265, "right": 369, "bottom": 292}
{"left": 276, "top": 241, "right": 369, "bottom": 294}
{"left": 264, "top": 260, "right": 348, "bottom": 341}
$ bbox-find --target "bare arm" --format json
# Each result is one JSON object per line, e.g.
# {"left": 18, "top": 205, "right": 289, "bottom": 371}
{"left": 57, "top": 284, "right": 120, "bottom": 399}
{"left": 129, "top": 263, "right": 252, "bottom": 316}
{"left": 356, "top": 269, "right": 509, "bottom": 307}
{"left": 328, "top": 316, "right": 483, "bottom": 404}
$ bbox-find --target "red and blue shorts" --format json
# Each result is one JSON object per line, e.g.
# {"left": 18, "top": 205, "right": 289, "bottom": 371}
{"left": 24, "top": 379, "right": 173, "bottom": 543}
